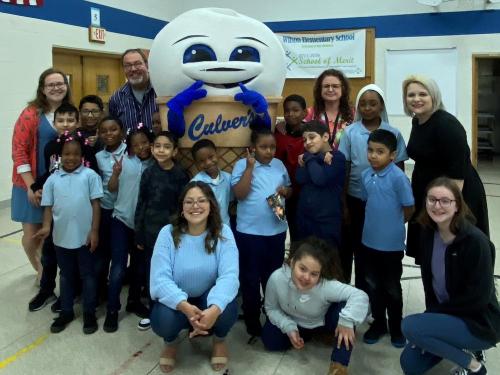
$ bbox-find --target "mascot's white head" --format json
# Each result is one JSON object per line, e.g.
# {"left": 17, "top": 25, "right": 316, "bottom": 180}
{"left": 149, "top": 8, "right": 286, "bottom": 97}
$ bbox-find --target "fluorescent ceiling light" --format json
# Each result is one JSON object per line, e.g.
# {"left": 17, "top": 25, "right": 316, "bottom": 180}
{"left": 417, "top": 0, "right": 443, "bottom": 5}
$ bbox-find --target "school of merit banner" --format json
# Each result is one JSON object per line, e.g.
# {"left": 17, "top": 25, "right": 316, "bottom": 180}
{"left": 277, "top": 29, "right": 366, "bottom": 79}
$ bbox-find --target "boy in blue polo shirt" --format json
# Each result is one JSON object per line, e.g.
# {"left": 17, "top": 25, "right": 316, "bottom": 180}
{"left": 231, "top": 127, "right": 291, "bottom": 337}
{"left": 360, "top": 129, "right": 414, "bottom": 348}
{"left": 191, "top": 139, "right": 233, "bottom": 226}
{"left": 339, "top": 84, "right": 408, "bottom": 290}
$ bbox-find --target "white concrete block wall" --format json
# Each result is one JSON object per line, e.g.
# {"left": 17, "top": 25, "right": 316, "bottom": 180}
{"left": 0, "top": 13, "right": 152, "bottom": 201}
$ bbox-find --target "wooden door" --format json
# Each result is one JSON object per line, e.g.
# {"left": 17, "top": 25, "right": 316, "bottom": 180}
{"left": 53, "top": 53, "right": 83, "bottom": 106}
{"left": 82, "top": 56, "right": 124, "bottom": 109}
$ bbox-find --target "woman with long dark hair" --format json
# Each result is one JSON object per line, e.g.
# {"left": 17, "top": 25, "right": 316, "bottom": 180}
{"left": 150, "top": 181, "right": 239, "bottom": 373}
{"left": 304, "top": 69, "right": 354, "bottom": 149}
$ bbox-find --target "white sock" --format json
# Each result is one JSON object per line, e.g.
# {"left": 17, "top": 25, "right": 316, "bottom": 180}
{"left": 470, "top": 362, "right": 482, "bottom": 373}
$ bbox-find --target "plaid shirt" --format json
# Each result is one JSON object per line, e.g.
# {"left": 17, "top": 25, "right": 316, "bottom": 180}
{"left": 108, "top": 81, "right": 158, "bottom": 131}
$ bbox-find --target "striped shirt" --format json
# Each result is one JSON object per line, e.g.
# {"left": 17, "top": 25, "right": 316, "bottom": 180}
{"left": 108, "top": 81, "right": 158, "bottom": 131}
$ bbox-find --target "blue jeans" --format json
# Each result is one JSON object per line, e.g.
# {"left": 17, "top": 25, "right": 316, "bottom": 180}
{"left": 107, "top": 217, "right": 134, "bottom": 312}
{"left": 151, "top": 291, "right": 238, "bottom": 344}
{"left": 400, "top": 313, "right": 492, "bottom": 375}
{"left": 261, "top": 302, "right": 352, "bottom": 365}
{"left": 55, "top": 245, "right": 96, "bottom": 314}
{"left": 235, "top": 231, "right": 286, "bottom": 328}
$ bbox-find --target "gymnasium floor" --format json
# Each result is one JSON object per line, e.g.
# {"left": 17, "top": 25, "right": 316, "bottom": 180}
{"left": 0, "top": 164, "right": 498, "bottom": 375}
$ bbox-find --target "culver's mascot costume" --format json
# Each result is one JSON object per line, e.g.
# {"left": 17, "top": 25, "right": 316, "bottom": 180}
{"left": 148, "top": 8, "right": 287, "bottom": 138}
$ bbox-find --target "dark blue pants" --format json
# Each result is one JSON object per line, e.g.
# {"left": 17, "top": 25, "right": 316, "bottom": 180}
{"left": 400, "top": 313, "right": 492, "bottom": 375}
{"left": 151, "top": 292, "right": 238, "bottom": 344}
{"left": 285, "top": 195, "right": 299, "bottom": 243}
{"left": 94, "top": 208, "right": 113, "bottom": 300}
{"left": 128, "top": 245, "right": 153, "bottom": 308}
{"left": 40, "top": 231, "right": 57, "bottom": 294}
{"left": 261, "top": 302, "right": 352, "bottom": 365}
{"left": 235, "top": 231, "right": 286, "bottom": 328}
{"left": 340, "top": 194, "right": 367, "bottom": 290}
{"left": 107, "top": 217, "right": 134, "bottom": 312}
{"left": 296, "top": 216, "right": 341, "bottom": 249}
{"left": 363, "top": 246, "right": 404, "bottom": 333}
{"left": 55, "top": 245, "right": 96, "bottom": 314}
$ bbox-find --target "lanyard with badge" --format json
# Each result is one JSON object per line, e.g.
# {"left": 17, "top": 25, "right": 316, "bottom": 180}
{"left": 323, "top": 111, "right": 341, "bottom": 147}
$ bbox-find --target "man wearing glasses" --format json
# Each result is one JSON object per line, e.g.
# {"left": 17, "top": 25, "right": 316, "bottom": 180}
{"left": 109, "top": 49, "right": 158, "bottom": 131}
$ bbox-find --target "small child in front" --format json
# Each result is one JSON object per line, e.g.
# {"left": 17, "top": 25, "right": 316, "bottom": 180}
{"left": 263, "top": 237, "right": 368, "bottom": 375}
{"left": 35, "top": 132, "right": 103, "bottom": 334}
{"left": 360, "top": 129, "right": 414, "bottom": 348}
{"left": 134, "top": 130, "right": 189, "bottom": 330}
{"left": 338, "top": 84, "right": 407, "bottom": 289}
{"left": 191, "top": 139, "right": 233, "bottom": 226}
{"left": 29, "top": 103, "right": 80, "bottom": 313}
{"left": 231, "top": 127, "right": 292, "bottom": 337}
{"left": 296, "top": 120, "right": 346, "bottom": 247}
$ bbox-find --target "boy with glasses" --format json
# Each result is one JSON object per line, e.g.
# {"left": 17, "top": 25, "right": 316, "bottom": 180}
{"left": 79, "top": 95, "right": 104, "bottom": 151}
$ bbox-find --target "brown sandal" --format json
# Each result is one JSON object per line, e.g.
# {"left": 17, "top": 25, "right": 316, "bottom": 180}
{"left": 211, "top": 340, "right": 228, "bottom": 372}
{"left": 159, "top": 346, "right": 177, "bottom": 373}
{"left": 328, "top": 361, "right": 348, "bottom": 375}
{"left": 211, "top": 356, "right": 228, "bottom": 372}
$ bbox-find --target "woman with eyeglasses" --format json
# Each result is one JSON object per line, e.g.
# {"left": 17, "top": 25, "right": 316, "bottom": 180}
{"left": 403, "top": 75, "right": 489, "bottom": 264}
{"left": 400, "top": 177, "right": 500, "bottom": 375}
{"left": 149, "top": 181, "right": 239, "bottom": 373}
{"left": 11, "top": 68, "right": 71, "bottom": 305}
{"left": 304, "top": 69, "right": 354, "bottom": 150}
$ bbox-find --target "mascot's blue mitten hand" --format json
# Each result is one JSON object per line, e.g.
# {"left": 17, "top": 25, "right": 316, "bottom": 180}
{"left": 234, "top": 83, "right": 271, "bottom": 129}
{"left": 167, "top": 80, "right": 207, "bottom": 137}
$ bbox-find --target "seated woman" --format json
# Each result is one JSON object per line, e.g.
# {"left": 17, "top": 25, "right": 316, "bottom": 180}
{"left": 150, "top": 181, "right": 239, "bottom": 373}
{"left": 262, "top": 236, "right": 369, "bottom": 375}
{"left": 400, "top": 177, "right": 500, "bottom": 375}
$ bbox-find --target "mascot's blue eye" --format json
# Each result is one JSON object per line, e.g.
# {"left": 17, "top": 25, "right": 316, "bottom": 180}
{"left": 183, "top": 44, "right": 217, "bottom": 63}
{"left": 229, "top": 46, "right": 260, "bottom": 62}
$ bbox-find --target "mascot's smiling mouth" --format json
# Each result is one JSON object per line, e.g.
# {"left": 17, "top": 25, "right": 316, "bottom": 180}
{"left": 192, "top": 67, "right": 256, "bottom": 89}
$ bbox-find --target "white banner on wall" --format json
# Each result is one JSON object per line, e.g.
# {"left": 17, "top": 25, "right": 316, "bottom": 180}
{"left": 277, "top": 30, "right": 366, "bottom": 79}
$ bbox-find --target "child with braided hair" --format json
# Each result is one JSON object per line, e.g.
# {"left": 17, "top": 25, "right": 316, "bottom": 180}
{"left": 34, "top": 131, "right": 103, "bottom": 334}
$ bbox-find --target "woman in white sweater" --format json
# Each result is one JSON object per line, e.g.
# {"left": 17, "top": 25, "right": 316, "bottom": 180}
{"left": 263, "top": 236, "right": 369, "bottom": 375}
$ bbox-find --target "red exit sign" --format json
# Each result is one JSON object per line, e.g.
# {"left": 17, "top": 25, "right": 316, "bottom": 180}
{"left": 89, "top": 26, "right": 106, "bottom": 43}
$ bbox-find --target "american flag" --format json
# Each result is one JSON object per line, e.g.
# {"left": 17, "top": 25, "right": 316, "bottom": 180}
{"left": 1, "top": 0, "right": 44, "bottom": 5}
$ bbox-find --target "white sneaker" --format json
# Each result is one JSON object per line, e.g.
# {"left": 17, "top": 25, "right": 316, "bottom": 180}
{"left": 137, "top": 318, "right": 151, "bottom": 331}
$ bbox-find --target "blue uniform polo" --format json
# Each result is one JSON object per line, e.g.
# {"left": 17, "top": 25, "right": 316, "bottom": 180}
{"left": 42, "top": 165, "right": 103, "bottom": 249}
{"left": 95, "top": 142, "right": 127, "bottom": 210}
{"left": 361, "top": 162, "right": 414, "bottom": 251}
{"left": 339, "top": 121, "right": 408, "bottom": 199}
{"left": 231, "top": 158, "right": 290, "bottom": 236}
{"left": 112, "top": 154, "right": 154, "bottom": 229}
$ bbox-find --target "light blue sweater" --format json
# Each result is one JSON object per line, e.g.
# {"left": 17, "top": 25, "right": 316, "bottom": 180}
{"left": 150, "top": 224, "right": 239, "bottom": 312}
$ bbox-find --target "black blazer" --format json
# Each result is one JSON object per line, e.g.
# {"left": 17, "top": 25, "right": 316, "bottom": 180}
{"left": 420, "top": 221, "right": 500, "bottom": 345}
